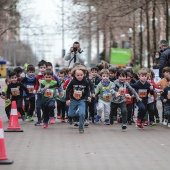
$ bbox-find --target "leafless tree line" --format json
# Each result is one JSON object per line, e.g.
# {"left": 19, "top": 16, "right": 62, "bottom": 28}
{"left": 67, "top": 0, "right": 170, "bottom": 68}
{"left": 0, "top": 0, "right": 38, "bottom": 66}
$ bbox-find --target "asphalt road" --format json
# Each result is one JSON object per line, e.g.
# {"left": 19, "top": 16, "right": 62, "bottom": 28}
{"left": 0, "top": 78, "right": 170, "bottom": 170}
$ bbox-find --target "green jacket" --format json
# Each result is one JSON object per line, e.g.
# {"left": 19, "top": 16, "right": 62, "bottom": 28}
{"left": 56, "top": 81, "right": 66, "bottom": 102}
{"left": 41, "top": 80, "right": 58, "bottom": 106}
{"left": 2, "top": 86, "right": 11, "bottom": 107}
{"left": 95, "top": 81, "right": 113, "bottom": 102}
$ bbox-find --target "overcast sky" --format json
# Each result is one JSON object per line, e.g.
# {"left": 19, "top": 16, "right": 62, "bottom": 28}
{"left": 18, "top": 0, "right": 74, "bottom": 65}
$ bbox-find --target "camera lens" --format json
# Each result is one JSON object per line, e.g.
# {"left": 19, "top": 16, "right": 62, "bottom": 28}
{"left": 73, "top": 47, "right": 78, "bottom": 52}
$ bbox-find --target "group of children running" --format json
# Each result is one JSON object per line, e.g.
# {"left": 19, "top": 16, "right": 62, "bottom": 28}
{"left": 1, "top": 60, "right": 170, "bottom": 133}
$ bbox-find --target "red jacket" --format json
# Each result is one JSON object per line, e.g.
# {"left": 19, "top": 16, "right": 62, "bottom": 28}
{"left": 125, "top": 88, "right": 133, "bottom": 105}
{"left": 63, "top": 77, "right": 72, "bottom": 90}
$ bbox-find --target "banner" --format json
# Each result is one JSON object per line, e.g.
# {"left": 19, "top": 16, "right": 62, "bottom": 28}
{"left": 110, "top": 48, "right": 131, "bottom": 67}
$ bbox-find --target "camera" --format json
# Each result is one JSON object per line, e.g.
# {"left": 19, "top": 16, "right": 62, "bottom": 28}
{"left": 73, "top": 46, "right": 78, "bottom": 52}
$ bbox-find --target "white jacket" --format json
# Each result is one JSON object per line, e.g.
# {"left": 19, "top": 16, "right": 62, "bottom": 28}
{"left": 64, "top": 51, "right": 86, "bottom": 67}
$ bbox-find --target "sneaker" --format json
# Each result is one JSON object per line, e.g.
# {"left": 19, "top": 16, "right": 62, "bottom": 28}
{"left": 163, "top": 119, "right": 168, "bottom": 126}
{"left": 136, "top": 119, "right": 144, "bottom": 129}
{"left": 68, "top": 117, "right": 73, "bottom": 125}
{"left": 61, "top": 118, "right": 66, "bottom": 123}
{"left": 168, "top": 123, "right": 170, "bottom": 128}
{"left": 94, "top": 115, "right": 101, "bottom": 123}
{"left": 84, "top": 120, "right": 89, "bottom": 126}
{"left": 49, "top": 118, "right": 55, "bottom": 124}
{"left": 57, "top": 115, "right": 61, "bottom": 119}
{"left": 79, "top": 127, "right": 84, "bottom": 133}
{"left": 156, "top": 118, "right": 160, "bottom": 123}
{"left": 150, "top": 121, "right": 156, "bottom": 127}
{"left": 144, "top": 120, "right": 149, "bottom": 126}
{"left": 35, "top": 121, "right": 43, "bottom": 126}
{"left": 74, "top": 122, "right": 79, "bottom": 126}
{"left": 43, "top": 124, "right": 48, "bottom": 128}
{"left": 21, "top": 115, "right": 25, "bottom": 121}
{"left": 122, "top": 124, "right": 127, "bottom": 130}
{"left": 104, "top": 119, "right": 110, "bottom": 125}
{"left": 29, "top": 116, "right": 34, "bottom": 121}
{"left": 137, "top": 124, "right": 144, "bottom": 129}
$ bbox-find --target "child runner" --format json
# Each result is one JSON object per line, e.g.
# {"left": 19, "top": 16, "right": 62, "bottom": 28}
{"left": 146, "top": 74, "right": 156, "bottom": 126}
{"left": 125, "top": 72, "right": 135, "bottom": 125}
{"left": 33, "top": 60, "right": 46, "bottom": 126}
{"left": 56, "top": 70, "right": 66, "bottom": 122}
{"left": 66, "top": 65, "right": 91, "bottom": 133}
{"left": 161, "top": 75, "right": 170, "bottom": 127}
{"left": 21, "top": 65, "right": 36, "bottom": 121}
{"left": 1, "top": 78, "right": 11, "bottom": 120}
{"left": 108, "top": 67, "right": 117, "bottom": 82}
{"left": 157, "top": 67, "right": 170, "bottom": 124}
{"left": 94, "top": 69, "right": 113, "bottom": 125}
{"left": 41, "top": 69, "right": 58, "bottom": 128}
{"left": 131, "top": 68, "right": 154, "bottom": 129}
{"left": 110, "top": 69, "right": 140, "bottom": 130}
{"left": 7, "top": 71, "right": 29, "bottom": 121}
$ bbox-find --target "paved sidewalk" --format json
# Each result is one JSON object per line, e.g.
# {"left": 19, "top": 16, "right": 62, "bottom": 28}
{"left": 0, "top": 104, "right": 170, "bottom": 170}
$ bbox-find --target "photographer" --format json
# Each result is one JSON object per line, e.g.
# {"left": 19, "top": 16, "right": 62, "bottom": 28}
{"left": 64, "top": 41, "right": 85, "bottom": 67}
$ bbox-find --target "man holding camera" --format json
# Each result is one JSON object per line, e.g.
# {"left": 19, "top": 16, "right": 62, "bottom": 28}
{"left": 64, "top": 41, "right": 85, "bottom": 67}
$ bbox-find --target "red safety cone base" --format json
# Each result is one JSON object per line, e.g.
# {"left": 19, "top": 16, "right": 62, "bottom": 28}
{"left": 4, "top": 129, "right": 23, "bottom": 132}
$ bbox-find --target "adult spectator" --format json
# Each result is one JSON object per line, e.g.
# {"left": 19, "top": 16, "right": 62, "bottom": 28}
{"left": 158, "top": 40, "right": 170, "bottom": 78}
{"left": 64, "top": 41, "right": 85, "bottom": 67}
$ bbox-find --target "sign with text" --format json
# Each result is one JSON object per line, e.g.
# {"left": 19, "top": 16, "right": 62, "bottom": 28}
{"left": 110, "top": 48, "right": 131, "bottom": 67}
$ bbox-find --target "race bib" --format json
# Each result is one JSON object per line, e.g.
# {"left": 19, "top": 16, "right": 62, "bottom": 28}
{"left": 125, "top": 94, "right": 132, "bottom": 102}
{"left": 118, "top": 87, "right": 126, "bottom": 96}
{"left": 138, "top": 89, "right": 147, "bottom": 97}
{"left": 27, "top": 85, "right": 34, "bottom": 93}
{"left": 103, "top": 92, "right": 111, "bottom": 101}
{"left": 73, "top": 90, "right": 82, "bottom": 100}
{"left": 44, "top": 89, "right": 54, "bottom": 98}
{"left": 11, "top": 88, "right": 20, "bottom": 96}
{"left": 167, "top": 91, "right": 170, "bottom": 99}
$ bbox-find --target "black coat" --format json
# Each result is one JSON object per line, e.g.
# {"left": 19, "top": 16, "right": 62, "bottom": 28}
{"left": 159, "top": 47, "right": 170, "bottom": 78}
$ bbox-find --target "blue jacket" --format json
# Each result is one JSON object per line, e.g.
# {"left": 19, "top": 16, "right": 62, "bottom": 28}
{"left": 21, "top": 74, "right": 36, "bottom": 98}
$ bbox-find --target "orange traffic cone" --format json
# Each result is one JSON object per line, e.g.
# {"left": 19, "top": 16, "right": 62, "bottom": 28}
{"left": 0, "top": 117, "right": 13, "bottom": 164}
{"left": 4, "top": 101, "right": 23, "bottom": 132}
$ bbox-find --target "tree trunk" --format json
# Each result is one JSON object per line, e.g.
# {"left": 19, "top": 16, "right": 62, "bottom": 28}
{"left": 139, "top": 8, "right": 143, "bottom": 68}
{"left": 146, "top": 0, "right": 151, "bottom": 68}
{"left": 152, "top": 0, "right": 156, "bottom": 60}
{"left": 132, "top": 13, "right": 136, "bottom": 64}
{"left": 88, "top": 5, "right": 91, "bottom": 67}
{"left": 165, "top": 0, "right": 169, "bottom": 41}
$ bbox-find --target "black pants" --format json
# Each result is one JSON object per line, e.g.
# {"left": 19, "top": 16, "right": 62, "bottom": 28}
{"left": 43, "top": 101, "right": 55, "bottom": 123}
{"left": 12, "top": 98, "right": 24, "bottom": 116}
{"left": 89, "top": 97, "right": 95, "bottom": 119}
{"left": 147, "top": 102, "right": 155, "bottom": 122}
{"left": 153, "top": 100, "right": 159, "bottom": 119}
{"left": 136, "top": 100, "right": 147, "bottom": 121}
{"left": 24, "top": 97, "right": 35, "bottom": 117}
{"left": 5, "top": 104, "right": 11, "bottom": 119}
{"left": 56, "top": 99, "right": 66, "bottom": 119}
{"left": 127, "top": 104, "right": 133, "bottom": 121}
{"left": 110, "top": 102, "right": 127, "bottom": 124}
